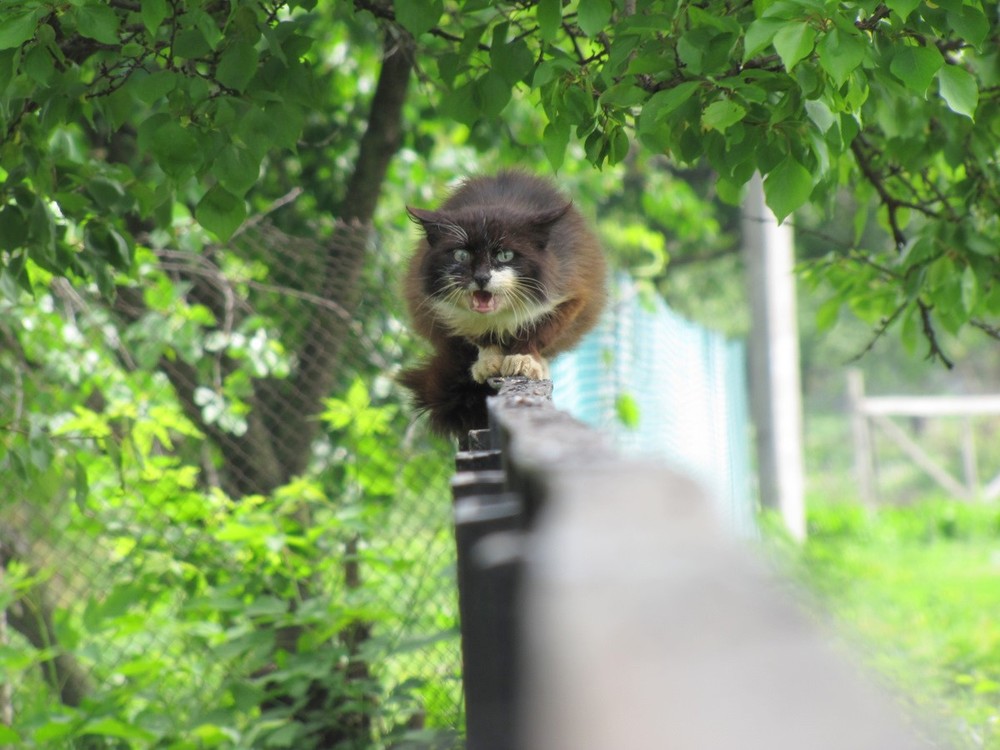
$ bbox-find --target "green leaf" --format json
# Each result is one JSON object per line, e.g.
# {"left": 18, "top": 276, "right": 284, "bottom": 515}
{"left": 196, "top": 185, "right": 246, "bottom": 240}
{"left": 804, "top": 99, "right": 835, "bottom": 132}
{"left": 173, "top": 28, "right": 211, "bottom": 58}
{"left": 0, "top": 726, "right": 21, "bottom": 745}
{"left": 562, "top": 83, "right": 595, "bottom": 122}
{"left": 937, "top": 65, "right": 978, "bottom": 120}
{"left": 537, "top": 0, "right": 562, "bottom": 42}
{"left": 146, "top": 119, "right": 203, "bottom": 179}
{"left": 23, "top": 44, "right": 53, "bottom": 85}
{"left": 577, "top": 0, "right": 612, "bottom": 38}
{"left": 73, "top": 458, "right": 89, "bottom": 510}
{"left": 961, "top": 265, "right": 978, "bottom": 313}
{"left": 74, "top": 4, "right": 121, "bottom": 45}
{"left": 607, "top": 126, "right": 630, "bottom": 166}
{"left": 890, "top": 44, "right": 944, "bottom": 95}
{"left": 473, "top": 71, "right": 511, "bottom": 117}
{"left": 439, "top": 81, "right": 479, "bottom": 125}
{"left": 141, "top": 0, "right": 168, "bottom": 35}
{"left": 86, "top": 177, "right": 130, "bottom": 212}
{"left": 81, "top": 717, "right": 156, "bottom": 743}
{"left": 743, "top": 18, "right": 783, "bottom": 61}
{"left": 84, "top": 221, "right": 132, "bottom": 270}
{"left": 815, "top": 297, "right": 842, "bottom": 331}
{"left": 616, "top": 393, "right": 641, "bottom": 429}
{"left": 0, "top": 205, "right": 28, "bottom": 251}
{"left": 0, "top": 48, "right": 16, "bottom": 91}
{"left": 254, "top": 100, "right": 302, "bottom": 152}
{"left": 599, "top": 82, "right": 647, "bottom": 107}
{"left": 543, "top": 120, "right": 570, "bottom": 171}
{"left": 702, "top": 98, "right": 746, "bottom": 132}
{"left": 763, "top": 155, "right": 813, "bottom": 222}
{"left": 642, "top": 81, "right": 701, "bottom": 122}
{"left": 28, "top": 200, "right": 56, "bottom": 270}
{"left": 132, "top": 69, "right": 178, "bottom": 104}
{"left": 0, "top": 10, "right": 38, "bottom": 49}
{"left": 213, "top": 144, "right": 260, "bottom": 196}
{"left": 772, "top": 21, "right": 816, "bottom": 72}
{"left": 491, "top": 31, "right": 533, "bottom": 86}
{"left": 584, "top": 128, "right": 606, "bottom": 166}
{"left": 947, "top": 6, "right": 988, "bottom": 48}
{"left": 216, "top": 39, "right": 258, "bottom": 92}
{"left": 237, "top": 106, "right": 274, "bottom": 157}
{"left": 677, "top": 28, "right": 710, "bottom": 75}
{"left": 716, "top": 175, "right": 746, "bottom": 205}
{"left": 394, "top": 0, "right": 443, "bottom": 37}
{"left": 817, "top": 28, "right": 867, "bottom": 87}
{"left": 884, "top": 0, "right": 920, "bottom": 21}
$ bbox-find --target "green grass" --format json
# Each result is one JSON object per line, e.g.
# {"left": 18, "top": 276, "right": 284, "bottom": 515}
{"left": 771, "top": 500, "right": 1000, "bottom": 748}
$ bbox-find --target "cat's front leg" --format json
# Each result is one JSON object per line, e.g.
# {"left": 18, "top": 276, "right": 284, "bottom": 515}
{"left": 470, "top": 345, "right": 505, "bottom": 383}
{"left": 499, "top": 353, "right": 549, "bottom": 380}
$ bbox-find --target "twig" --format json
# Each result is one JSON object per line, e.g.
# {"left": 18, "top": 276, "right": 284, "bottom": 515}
{"left": 851, "top": 140, "right": 907, "bottom": 250}
{"left": 917, "top": 300, "right": 953, "bottom": 368}
{"left": 855, "top": 3, "right": 891, "bottom": 31}
{"left": 847, "top": 301, "right": 908, "bottom": 363}
{"left": 971, "top": 319, "right": 1000, "bottom": 341}
{"left": 230, "top": 187, "right": 304, "bottom": 240}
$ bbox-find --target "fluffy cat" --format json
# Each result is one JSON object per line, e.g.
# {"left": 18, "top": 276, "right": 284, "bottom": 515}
{"left": 399, "top": 171, "right": 606, "bottom": 437}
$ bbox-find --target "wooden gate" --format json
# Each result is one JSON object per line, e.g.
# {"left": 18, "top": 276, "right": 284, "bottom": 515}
{"left": 847, "top": 369, "right": 1000, "bottom": 503}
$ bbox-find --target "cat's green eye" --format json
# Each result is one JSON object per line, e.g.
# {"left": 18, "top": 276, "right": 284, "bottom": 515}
{"left": 496, "top": 249, "right": 514, "bottom": 263}
{"left": 453, "top": 249, "right": 471, "bottom": 263}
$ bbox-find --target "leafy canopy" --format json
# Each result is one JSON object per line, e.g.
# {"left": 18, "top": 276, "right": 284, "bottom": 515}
{"left": 381, "top": 0, "right": 999, "bottom": 361}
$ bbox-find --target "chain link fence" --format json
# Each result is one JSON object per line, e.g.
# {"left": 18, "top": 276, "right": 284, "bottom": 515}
{"left": 552, "top": 275, "right": 757, "bottom": 536}
{"left": 1, "top": 220, "right": 461, "bottom": 747}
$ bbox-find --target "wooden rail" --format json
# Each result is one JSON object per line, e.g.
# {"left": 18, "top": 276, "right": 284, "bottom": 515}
{"left": 848, "top": 369, "right": 1000, "bottom": 503}
{"left": 451, "top": 377, "right": 937, "bottom": 749}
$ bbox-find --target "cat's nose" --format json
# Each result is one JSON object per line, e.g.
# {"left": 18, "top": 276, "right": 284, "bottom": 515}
{"left": 473, "top": 271, "right": 491, "bottom": 289}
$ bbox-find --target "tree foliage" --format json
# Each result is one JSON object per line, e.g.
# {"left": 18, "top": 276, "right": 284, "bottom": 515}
{"left": 2, "top": 0, "right": 997, "bottom": 354}
{"left": 383, "top": 0, "right": 997, "bottom": 359}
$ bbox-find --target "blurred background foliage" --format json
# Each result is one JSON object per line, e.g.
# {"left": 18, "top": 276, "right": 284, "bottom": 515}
{"left": 0, "top": 0, "right": 997, "bottom": 747}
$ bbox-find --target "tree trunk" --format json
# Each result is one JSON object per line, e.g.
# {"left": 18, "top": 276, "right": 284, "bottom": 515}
{"left": 270, "top": 33, "right": 415, "bottom": 478}
{"left": 1, "top": 534, "right": 93, "bottom": 709}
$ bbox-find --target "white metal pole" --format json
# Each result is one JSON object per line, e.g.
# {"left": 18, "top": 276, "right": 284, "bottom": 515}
{"left": 743, "top": 173, "right": 806, "bottom": 541}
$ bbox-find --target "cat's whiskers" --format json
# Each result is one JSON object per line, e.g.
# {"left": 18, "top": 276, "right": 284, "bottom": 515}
{"left": 501, "top": 282, "right": 537, "bottom": 333}
{"left": 420, "top": 277, "right": 463, "bottom": 314}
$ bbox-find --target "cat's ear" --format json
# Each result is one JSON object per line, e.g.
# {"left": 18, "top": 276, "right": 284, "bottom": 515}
{"left": 407, "top": 207, "right": 450, "bottom": 244}
{"left": 525, "top": 202, "right": 572, "bottom": 248}
{"left": 528, "top": 202, "right": 572, "bottom": 229}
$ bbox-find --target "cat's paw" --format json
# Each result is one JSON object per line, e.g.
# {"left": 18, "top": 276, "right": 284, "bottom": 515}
{"left": 470, "top": 347, "right": 505, "bottom": 383}
{"left": 499, "top": 354, "right": 549, "bottom": 380}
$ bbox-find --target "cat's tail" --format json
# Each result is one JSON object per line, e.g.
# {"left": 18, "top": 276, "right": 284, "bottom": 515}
{"left": 398, "top": 339, "right": 495, "bottom": 439}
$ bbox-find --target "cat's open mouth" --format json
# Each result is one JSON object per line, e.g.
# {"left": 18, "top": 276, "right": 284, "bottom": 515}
{"left": 470, "top": 290, "right": 498, "bottom": 314}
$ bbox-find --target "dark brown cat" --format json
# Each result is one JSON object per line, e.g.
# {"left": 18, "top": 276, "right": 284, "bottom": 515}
{"left": 399, "top": 171, "right": 606, "bottom": 437}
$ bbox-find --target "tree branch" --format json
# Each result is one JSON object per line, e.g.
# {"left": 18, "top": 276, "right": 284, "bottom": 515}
{"left": 971, "top": 319, "right": 1000, "bottom": 341}
{"left": 855, "top": 3, "right": 891, "bottom": 31}
{"left": 917, "top": 300, "right": 954, "bottom": 368}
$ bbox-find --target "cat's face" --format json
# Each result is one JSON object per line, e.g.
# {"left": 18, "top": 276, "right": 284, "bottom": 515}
{"left": 408, "top": 205, "right": 567, "bottom": 337}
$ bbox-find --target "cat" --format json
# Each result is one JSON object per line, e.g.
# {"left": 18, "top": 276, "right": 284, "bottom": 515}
{"left": 399, "top": 170, "right": 606, "bottom": 438}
